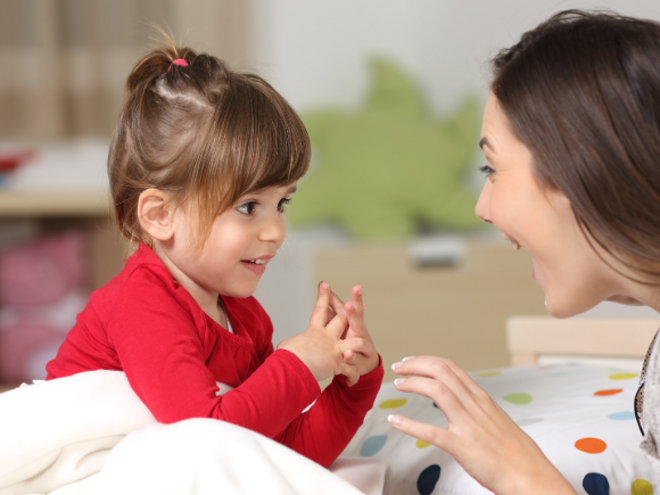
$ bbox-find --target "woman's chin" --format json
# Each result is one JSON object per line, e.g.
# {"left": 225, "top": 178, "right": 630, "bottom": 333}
{"left": 606, "top": 294, "right": 644, "bottom": 306}
{"left": 543, "top": 295, "right": 595, "bottom": 319}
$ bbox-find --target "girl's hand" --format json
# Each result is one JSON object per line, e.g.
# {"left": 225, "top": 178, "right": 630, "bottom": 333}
{"left": 388, "top": 356, "right": 577, "bottom": 495}
{"left": 277, "top": 282, "right": 371, "bottom": 386}
{"left": 335, "top": 286, "right": 379, "bottom": 376}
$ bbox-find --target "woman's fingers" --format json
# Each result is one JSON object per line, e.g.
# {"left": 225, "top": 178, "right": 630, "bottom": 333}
{"left": 392, "top": 356, "right": 499, "bottom": 421}
{"left": 393, "top": 356, "right": 485, "bottom": 399}
{"left": 388, "top": 414, "right": 454, "bottom": 452}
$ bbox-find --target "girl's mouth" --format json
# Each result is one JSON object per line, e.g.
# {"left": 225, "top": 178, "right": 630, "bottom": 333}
{"left": 240, "top": 258, "right": 270, "bottom": 274}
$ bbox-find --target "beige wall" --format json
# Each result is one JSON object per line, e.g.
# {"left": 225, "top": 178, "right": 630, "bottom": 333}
{"left": 314, "top": 240, "right": 549, "bottom": 382}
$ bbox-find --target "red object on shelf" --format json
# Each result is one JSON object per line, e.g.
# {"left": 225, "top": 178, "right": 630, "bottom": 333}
{"left": 0, "top": 149, "right": 37, "bottom": 172}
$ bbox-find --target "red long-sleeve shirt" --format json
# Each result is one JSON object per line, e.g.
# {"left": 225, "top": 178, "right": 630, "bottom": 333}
{"left": 47, "top": 244, "right": 383, "bottom": 467}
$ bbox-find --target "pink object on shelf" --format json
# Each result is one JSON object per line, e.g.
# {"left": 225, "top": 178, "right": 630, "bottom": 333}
{"left": 0, "top": 322, "right": 65, "bottom": 382}
{"left": 0, "top": 231, "right": 87, "bottom": 306}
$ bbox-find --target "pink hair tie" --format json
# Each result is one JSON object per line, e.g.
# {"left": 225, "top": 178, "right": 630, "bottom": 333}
{"left": 167, "top": 59, "right": 189, "bottom": 72}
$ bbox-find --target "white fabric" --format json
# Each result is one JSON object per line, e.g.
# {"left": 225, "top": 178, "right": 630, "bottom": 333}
{"left": 0, "top": 370, "right": 379, "bottom": 495}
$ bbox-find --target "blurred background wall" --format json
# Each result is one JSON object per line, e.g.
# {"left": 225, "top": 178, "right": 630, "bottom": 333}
{"left": 0, "top": 0, "right": 658, "bottom": 384}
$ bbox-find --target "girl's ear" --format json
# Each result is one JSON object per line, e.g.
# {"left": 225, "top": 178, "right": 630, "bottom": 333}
{"left": 138, "top": 189, "right": 175, "bottom": 241}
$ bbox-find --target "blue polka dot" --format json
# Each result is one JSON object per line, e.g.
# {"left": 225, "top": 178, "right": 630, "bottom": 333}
{"left": 417, "top": 464, "right": 441, "bottom": 495}
{"left": 360, "top": 435, "right": 387, "bottom": 456}
{"left": 608, "top": 411, "right": 635, "bottom": 421}
{"left": 583, "top": 472, "right": 609, "bottom": 495}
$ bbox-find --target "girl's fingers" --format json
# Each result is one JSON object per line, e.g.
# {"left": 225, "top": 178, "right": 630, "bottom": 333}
{"left": 388, "top": 414, "right": 454, "bottom": 453}
{"left": 340, "top": 362, "right": 360, "bottom": 386}
{"left": 326, "top": 309, "right": 349, "bottom": 338}
{"left": 351, "top": 285, "right": 365, "bottom": 316}
{"left": 328, "top": 290, "right": 346, "bottom": 316}
{"left": 339, "top": 337, "right": 372, "bottom": 358}
{"left": 310, "top": 281, "right": 331, "bottom": 326}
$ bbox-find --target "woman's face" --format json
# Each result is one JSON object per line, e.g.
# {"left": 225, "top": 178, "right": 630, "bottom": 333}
{"left": 475, "top": 93, "right": 631, "bottom": 317}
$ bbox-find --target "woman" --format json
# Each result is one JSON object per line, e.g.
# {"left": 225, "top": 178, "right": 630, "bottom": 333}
{"left": 387, "top": 10, "right": 660, "bottom": 494}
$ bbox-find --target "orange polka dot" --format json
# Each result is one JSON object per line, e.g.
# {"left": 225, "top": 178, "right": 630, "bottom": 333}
{"left": 575, "top": 437, "right": 607, "bottom": 454}
{"left": 594, "top": 389, "right": 623, "bottom": 396}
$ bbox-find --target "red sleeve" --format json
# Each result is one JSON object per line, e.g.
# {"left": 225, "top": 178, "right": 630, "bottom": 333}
{"left": 274, "top": 357, "right": 384, "bottom": 467}
{"left": 109, "top": 268, "right": 321, "bottom": 440}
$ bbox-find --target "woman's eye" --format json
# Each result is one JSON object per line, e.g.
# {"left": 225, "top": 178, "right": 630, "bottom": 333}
{"left": 237, "top": 202, "right": 256, "bottom": 215}
{"left": 479, "top": 164, "right": 495, "bottom": 177}
{"left": 278, "top": 197, "right": 292, "bottom": 213}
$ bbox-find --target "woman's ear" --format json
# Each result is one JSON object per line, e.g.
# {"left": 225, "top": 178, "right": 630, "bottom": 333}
{"left": 138, "top": 189, "right": 175, "bottom": 241}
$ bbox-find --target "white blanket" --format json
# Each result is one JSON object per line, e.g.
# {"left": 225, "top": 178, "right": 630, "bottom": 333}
{"left": 0, "top": 371, "right": 385, "bottom": 495}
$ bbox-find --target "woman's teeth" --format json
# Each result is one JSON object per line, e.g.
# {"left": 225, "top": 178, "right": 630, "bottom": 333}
{"left": 244, "top": 259, "right": 267, "bottom": 264}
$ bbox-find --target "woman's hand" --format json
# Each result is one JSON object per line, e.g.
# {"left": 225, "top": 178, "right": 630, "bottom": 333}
{"left": 388, "top": 356, "right": 577, "bottom": 495}
{"left": 277, "top": 282, "right": 371, "bottom": 385}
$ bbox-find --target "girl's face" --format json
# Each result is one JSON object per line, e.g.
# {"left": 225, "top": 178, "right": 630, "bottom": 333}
{"left": 164, "top": 183, "right": 296, "bottom": 309}
{"left": 475, "top": 93, "right": 631, "bottom": 317}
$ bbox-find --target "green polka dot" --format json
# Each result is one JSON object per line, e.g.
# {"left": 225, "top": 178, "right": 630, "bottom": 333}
{"left": 379, "top": 399, "right": 407, "bottom": 409}
{"left": 503, "top": 393, "right": 533, "bottom": 405}
{"left": 609, "top": 372, "right": 639, "bottom": 381}
{"left": 632, "top": 478, "right": 653, "bottom": 495}
{"left": 474, "top": 371, "right": 501, "bottom": 377}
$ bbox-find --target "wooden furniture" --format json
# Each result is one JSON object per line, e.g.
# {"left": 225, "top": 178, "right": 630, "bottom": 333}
{"left": 313, "top": 239, "right": 550, "bottom": 382}
{"left": 507, "top": 316, "right": 660, "bottom": 366}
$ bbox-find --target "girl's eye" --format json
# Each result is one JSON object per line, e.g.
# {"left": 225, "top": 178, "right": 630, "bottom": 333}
{"left": 237, "top": 201, "right": 256, "bottom": 215}
{"left": 278, "top": 197, "right": 292, "bottom": 213}
{"left": 479, "top": 164, "right": 495, "bottom": 177}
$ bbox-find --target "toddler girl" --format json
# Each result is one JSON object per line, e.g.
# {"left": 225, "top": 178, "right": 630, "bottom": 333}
{"left": 46, "top": 45, "right": 383, "bottom": 468}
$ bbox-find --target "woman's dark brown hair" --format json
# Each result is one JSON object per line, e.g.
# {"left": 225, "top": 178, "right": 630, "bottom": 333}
{"left": 108, "top": 43, "right": 310, "bottom": 251}
{"left": 491, "top": 9, "right": 660, "bottom": 282}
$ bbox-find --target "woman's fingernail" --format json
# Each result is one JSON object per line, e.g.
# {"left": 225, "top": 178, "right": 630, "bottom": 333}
{"left": 391, "top": 361, "right": 402, "bottom": 371}
{"left": 394, "top": 378, "right": 406, "bottom": 386}
{"left": 388, "top": 414, "right": 402, "bottom": 425}
{"left": 402, "top": 356, "right": 416, "bottom": 362}
{"left": 320, "top": 281, "right": 329, "bottom": 290}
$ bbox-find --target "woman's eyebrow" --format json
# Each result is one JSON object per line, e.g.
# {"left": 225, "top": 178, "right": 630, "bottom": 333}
{"left": 479, "top": 137, "right": 492, "bottom": 151}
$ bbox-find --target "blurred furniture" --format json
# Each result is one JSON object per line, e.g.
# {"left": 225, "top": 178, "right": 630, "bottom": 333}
{"left": 313, "top": 239, "right": 550, "bottom": 382}
{"left": 0, "top": 190, "right": 124, "bottom": 389}
{"left": 507, "top": 316, "right": 660, "bottom": 367}
{"left": 0, "top": 191, "right": 124, "bottom": 291}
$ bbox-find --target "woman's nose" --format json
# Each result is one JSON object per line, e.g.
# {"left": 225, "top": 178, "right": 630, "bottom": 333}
{"left": 475, "top": 181, "right": 493, "bottom": 224}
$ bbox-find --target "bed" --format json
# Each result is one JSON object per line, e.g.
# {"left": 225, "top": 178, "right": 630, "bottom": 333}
{"left": 0, "top": 317, "right": 658, "bottom": 495}
{"left": 339, "top": 317, "right": 659, "bottom": 494}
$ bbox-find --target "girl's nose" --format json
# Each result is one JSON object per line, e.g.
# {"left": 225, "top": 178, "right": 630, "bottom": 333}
{"left": 475, "top": 180, "right": 493, "bottom": 224}
{"left": 259, "top": 213, "right": 286, "bottom": 243}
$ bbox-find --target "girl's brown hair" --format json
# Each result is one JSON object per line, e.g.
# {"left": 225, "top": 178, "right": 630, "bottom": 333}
{"left": 491, "top": 9, "right": 660, "bottom": 282}
{"left": 108, "top": 44, "right": 311, "bottom": 251}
